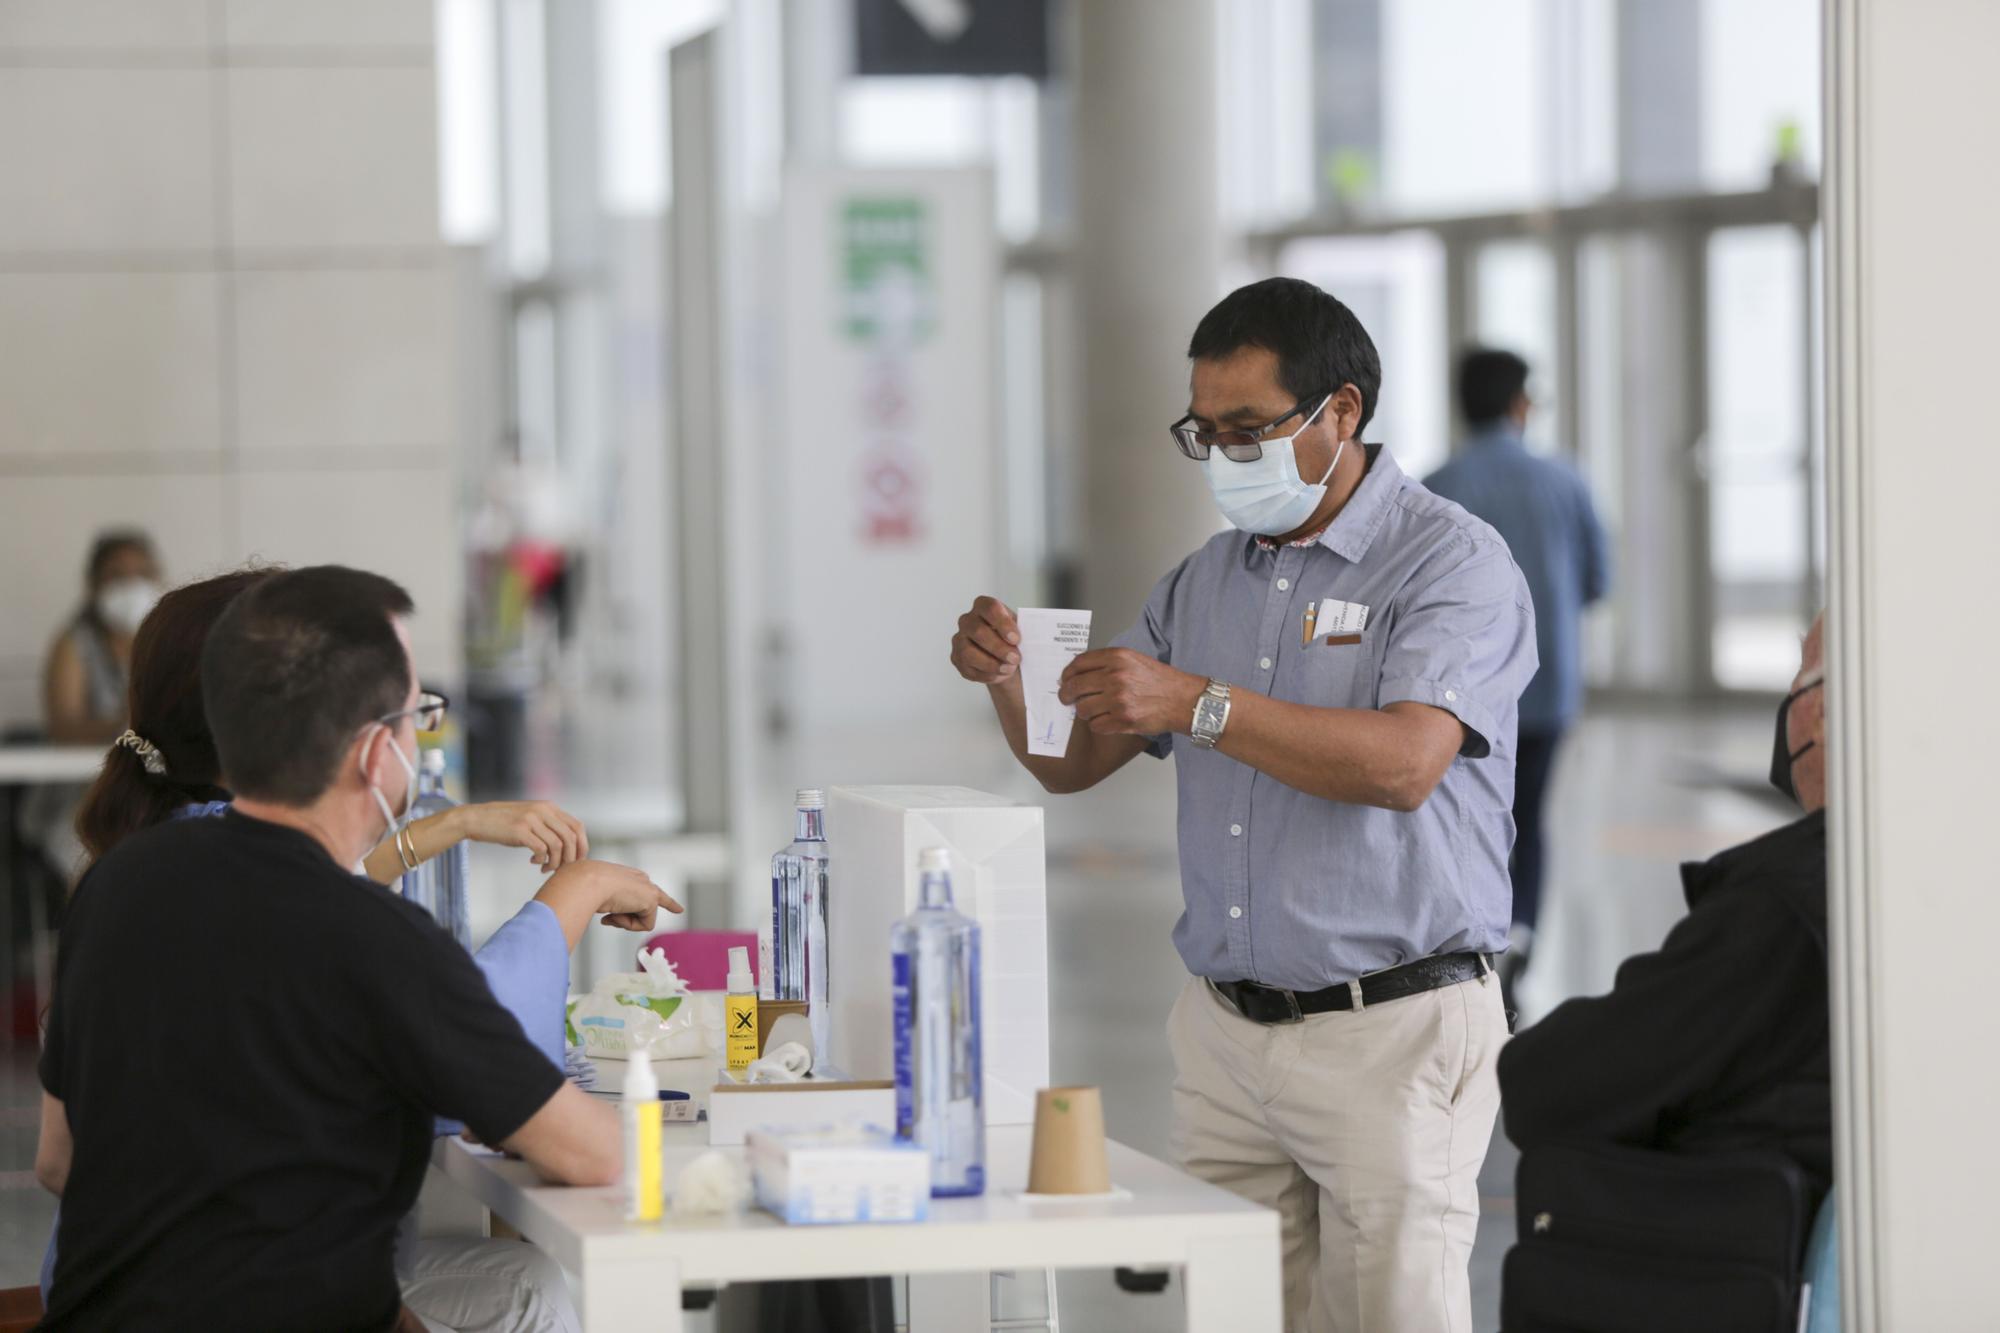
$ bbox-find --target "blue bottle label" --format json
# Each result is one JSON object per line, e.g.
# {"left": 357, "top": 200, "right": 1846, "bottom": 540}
{"left": 891, "top": 947, "right": 914, "bottom": 1139}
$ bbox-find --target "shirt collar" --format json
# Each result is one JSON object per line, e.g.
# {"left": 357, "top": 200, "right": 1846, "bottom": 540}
{"left": 1310, "top": 444, "right": 1402, "bottom": 562}
{"left": 1468, "top": 424, "right": 1527, "bottom": 451}
{"left": 1251, "top": 445, "right": 1401, "bottom": 560}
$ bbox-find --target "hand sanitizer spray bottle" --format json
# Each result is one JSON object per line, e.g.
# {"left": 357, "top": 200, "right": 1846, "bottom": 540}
{"left": 621, "top": 1043, "right": 662, "bottom": 1222}
{"left": 892, "top": 847, "right": 985, "bottom": 1196}
{"left": 725, "top": 946, "right": 759, "bottom": 1075}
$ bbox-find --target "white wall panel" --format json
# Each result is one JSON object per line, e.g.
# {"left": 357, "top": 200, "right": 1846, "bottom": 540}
{"left": 0, "top": 69, "right": 215, "bottom": 252}
{"left": 0, "top": 0, "right": 209, "bottom": 50}
{"left": 221, "top": 0, "right": 432, "bottom": 51}
{"left": 233, "top": 266, "right": 453, "bottom": 453}
{"left": 233, "top": 467, "right": 461, "bottom": 682}
{"left": 226, "top": 67, "right": 439, "bottom": 250}
{"left": 0, "top": 272, "right": 222, "bottom": 457}
{"left": 1827, "top": 0, "right": 2000, "bottom": 1326}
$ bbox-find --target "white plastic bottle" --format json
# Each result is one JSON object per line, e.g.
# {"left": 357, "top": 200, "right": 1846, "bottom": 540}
{"left": 622, "top": 1044, "right": 663, "bottom": 1222}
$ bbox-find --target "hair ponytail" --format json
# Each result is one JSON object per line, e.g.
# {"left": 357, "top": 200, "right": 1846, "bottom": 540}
{"left": 75, "top": 743, "right": 199, "bottom": 866}
{"left": 69, "top": 566, "right": 276, "bottom": 873}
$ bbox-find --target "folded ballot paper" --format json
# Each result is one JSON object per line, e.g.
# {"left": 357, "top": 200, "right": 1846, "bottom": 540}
{"left": 1017, "top": 608, "right": 1092, "bottom": 757}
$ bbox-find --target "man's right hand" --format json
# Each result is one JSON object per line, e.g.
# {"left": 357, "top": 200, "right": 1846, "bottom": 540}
{"left": 951, "top": 596, "right": 1022, "bottom": 684}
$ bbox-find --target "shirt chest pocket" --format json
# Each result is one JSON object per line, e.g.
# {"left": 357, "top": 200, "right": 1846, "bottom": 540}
{"left": 1290, "top": 629, "right": 1379, "bottom": 710}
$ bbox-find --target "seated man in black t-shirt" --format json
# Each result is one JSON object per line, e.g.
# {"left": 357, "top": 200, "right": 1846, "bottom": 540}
{"left": 33, "top": 566, "right": 638, "bottom": 1332}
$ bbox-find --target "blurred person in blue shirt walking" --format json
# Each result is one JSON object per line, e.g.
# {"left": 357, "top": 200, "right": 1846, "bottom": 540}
{"left": 1426, "top": 349, "right": 1609, "bottom": 1010}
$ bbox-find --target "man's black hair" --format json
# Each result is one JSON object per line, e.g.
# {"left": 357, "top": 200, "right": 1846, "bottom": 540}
{"left": 1186, "top": 277, "right": 1382, "bottom": 436}
{"left": 1457, "top": 347, "right": 1531, "bottom": 429}
{"left": 201, "top": 566, "right": 415, "bottom": 805}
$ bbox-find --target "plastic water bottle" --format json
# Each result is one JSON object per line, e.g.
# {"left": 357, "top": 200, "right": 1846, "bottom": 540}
{"left": 892, "top": 846, "right": 985, "bottom": 1197}
{"left": 400, "top": 748, "right": 471, "bottom": 949}
{"left": 770, "top": 792, "right": 831, "bottom": 1042}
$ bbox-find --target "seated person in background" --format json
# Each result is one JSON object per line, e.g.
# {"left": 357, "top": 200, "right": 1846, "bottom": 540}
{"left": 1496, "top": 616, "right": 1830, "bottom": 1327}
{"left": 41, "top": 566, "right": 669, "bottom": 1331}
{"left": 42, "top": 529, "right": 161, "bottom": 745}
{"left": 1499, "top": 615, "right": 1830, "bottom": 1190}
{"left": 28, "top": 530, "right": 163, "bottom": 879}
{"left": 33, "top": 566, "right": 673, "bottom": 1331}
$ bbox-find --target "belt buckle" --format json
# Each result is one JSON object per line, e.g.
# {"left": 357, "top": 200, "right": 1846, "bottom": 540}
{"left": 1252, "top": 984, "right": 1303, "bottom": 1025}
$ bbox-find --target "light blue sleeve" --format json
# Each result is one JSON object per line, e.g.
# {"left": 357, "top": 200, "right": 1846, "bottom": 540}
{"left": 433, "top": 899, "right": 571, "bottom": 1138}
{"left": 473, "top": 900, "right": 570, "bottom": 1069}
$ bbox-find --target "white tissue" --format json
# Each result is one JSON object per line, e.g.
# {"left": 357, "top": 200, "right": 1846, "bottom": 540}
{"left": 635, "top": 947, "right": 691, "bottom": 994}
{"left": 744, "top": 1040, "right": 814, "bottom": 1084}
{"left": 673, "top": 1150, "right": 752, "bottom": 1216}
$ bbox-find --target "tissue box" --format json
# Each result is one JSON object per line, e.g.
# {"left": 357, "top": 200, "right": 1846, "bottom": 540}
{"left": 748, "top": 1125, "right": 930, "bottom": 1224}
{"left": 707, "top": 1076, "right": 896, "bottom": 1146}
{"left": 826, "top": 786, "right": 1048, "bottom": 1126}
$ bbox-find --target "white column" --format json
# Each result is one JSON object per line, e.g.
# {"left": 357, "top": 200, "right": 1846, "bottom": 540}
{"left": 1072, "top": 0, "right": 1225, "bottom": 630}
{"left": 1825, "top": 0, "right": 2000, "bottom": 1328}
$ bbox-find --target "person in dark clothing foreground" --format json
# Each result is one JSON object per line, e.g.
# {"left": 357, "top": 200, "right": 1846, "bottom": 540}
{"left": 33, "top": 568, "right": 649, "bottom": 1332}
{"left": 1497, "top": 615, "right": 1830, "bottom": 1330}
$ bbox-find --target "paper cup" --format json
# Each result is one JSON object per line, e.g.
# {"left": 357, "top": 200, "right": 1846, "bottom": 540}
{"left": 1027, "top": 1086, "right": 1111, "bottom": 1195}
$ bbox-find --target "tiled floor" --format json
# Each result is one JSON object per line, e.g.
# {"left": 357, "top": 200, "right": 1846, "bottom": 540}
{"left": 0, "top": 700, "right": 1793, "bottom": 1330}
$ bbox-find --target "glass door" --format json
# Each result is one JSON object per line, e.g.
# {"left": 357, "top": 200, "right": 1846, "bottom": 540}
{"left": 1702, "top": 224, "right": 1817, "bottom": 690}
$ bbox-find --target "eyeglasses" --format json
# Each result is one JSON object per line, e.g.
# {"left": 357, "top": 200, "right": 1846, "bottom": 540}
{"left": 376, "top": 690, "right": 450, "bottom": 735}
{"left": 1169, "top": 394, "right": 1329, "bottom": 462}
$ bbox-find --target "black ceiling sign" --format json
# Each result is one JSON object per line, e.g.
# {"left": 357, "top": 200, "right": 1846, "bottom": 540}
{"left": 855, "top": 0, "right": 1050, "bottom": 79}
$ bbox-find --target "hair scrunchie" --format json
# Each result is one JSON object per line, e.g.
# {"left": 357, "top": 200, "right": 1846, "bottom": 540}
{"left": 114, "top": 729, "right": 169, "bottom": 777}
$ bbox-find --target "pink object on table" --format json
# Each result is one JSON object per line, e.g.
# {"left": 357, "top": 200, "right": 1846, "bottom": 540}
{"left": 638, "top": 930, "right": 758, "bottom": 992}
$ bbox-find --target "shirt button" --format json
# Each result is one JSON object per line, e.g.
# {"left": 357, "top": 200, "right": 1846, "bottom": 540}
{"left": 1445, "top": 689, "right": 1458, "bottom": 701}
{"left": 1259, "top": 656, "right": 1272, "bottom": 670}
{"left": 1229, "top": 906, "right": 1243, "bottom": 919}
{"left": 1229, "top": 823, "right": 1242, "bottom": 837}
{"left": 1276, "top": 578, "right": 1290, "bottom": 591}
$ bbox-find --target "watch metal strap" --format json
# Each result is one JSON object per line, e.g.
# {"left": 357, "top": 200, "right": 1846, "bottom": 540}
{"left": 1191, "top": 679, "right": 1231, "bottom": 749}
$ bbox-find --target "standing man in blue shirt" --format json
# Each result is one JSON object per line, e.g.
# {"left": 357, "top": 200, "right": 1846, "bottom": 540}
{"left": 1426, "top": 349, "right": 1611, "bottom": 1007}
{"left": 950, "top": 278, "right": 1537, "bottom": 1333}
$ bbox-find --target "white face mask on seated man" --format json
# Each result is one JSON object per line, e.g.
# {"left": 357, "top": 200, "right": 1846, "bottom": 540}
{"left": 362, "top": 726, "right": 418, "bottom": 840}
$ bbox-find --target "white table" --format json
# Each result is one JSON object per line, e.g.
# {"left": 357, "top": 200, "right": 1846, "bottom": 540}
{"left": 0, "top": 744, "right": 104, "bottom": 785}
{"left": 428, "top": 1082, "right": 1281, "bottom": 1332}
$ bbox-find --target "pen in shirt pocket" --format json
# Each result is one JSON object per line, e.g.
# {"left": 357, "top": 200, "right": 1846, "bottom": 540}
{"left": 1302, "top": 601, "right": 1318, "bottom": 647}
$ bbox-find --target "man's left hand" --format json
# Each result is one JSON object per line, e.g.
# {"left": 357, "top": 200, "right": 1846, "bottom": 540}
{"left": 1060, "top": 649, "right": 1207, "bottom": 737}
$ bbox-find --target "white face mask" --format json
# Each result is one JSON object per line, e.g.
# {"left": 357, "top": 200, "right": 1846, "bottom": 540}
{"left": 361, "top": 723, "right": 420, "bottom": 846}
{"left": 95, "top": 578, "right": 161, "bottom": 636}
{"left": 1202, "top": 396, "right": 1345, "bottom": 536}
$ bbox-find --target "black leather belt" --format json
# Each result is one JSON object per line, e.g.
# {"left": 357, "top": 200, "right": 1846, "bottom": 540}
{"left": 1209, "top": 952, "right": 1491, "bottom": 1024}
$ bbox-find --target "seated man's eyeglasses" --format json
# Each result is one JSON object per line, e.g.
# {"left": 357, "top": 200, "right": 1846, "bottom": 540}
{"left": 1169, "top": 393, "right": 1330, "bottom": 462}
{"left": 375, "top": 690, "right": 449, "bottom": 735}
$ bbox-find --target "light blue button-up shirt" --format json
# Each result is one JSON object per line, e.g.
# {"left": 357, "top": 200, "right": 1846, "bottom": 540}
{"left": 1424, "top": 426, "right": 1609, "bottom": 732}
{"left": 1113, "top": 446, "right": 1537, "bottom": 991}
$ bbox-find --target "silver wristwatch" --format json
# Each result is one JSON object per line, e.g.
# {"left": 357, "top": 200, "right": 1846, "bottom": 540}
{"left": 1190, "top": 679, "right": 1232, "bottom": 749}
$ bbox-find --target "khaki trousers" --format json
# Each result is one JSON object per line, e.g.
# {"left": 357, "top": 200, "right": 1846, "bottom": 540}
{"left": 1167, "top": 972, "right": 1507, "bottom": 1333}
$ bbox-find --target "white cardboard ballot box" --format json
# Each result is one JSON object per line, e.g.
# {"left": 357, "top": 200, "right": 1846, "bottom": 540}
{"left": 826, "top": 786, "right": 1049, "bottom": 1126}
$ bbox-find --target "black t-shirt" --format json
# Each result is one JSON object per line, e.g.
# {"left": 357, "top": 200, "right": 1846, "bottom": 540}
{"left": 38, "top": 811, "right": 566, "bottom": 1332}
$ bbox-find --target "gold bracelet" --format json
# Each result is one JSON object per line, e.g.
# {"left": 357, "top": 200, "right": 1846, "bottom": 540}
{"left": 396, "top": 824, "right": 420, "bottom": 871}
